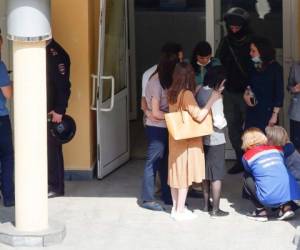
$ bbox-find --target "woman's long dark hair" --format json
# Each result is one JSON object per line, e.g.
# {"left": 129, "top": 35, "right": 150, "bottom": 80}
{"left": 149, "top": 43, "right": 181, "bottom": 89}
{"left": 157, "top": 53, "right": 179, "bottom": 89}
{"left": 251, "top": 36, "right": 275, "bottom": 68}
{"left": 168, "top": 62, "right": 196, "bottom": 104}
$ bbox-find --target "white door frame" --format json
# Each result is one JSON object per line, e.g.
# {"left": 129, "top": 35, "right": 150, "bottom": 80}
{"left": 283, "top": 0, "right": 299, "bottom": 130}
{"left": 206, "top": 0, "right": 221, "bottom": 53}
{"left": 128, "top": 0, "right": 137, "bottom": 120}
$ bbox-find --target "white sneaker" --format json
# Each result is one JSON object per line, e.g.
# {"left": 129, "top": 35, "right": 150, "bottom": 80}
{"left": 173, "top": 209, "right": 198, "bottom": 221}
{"left": 171, "top": 206, "right": 175, "bottom": 218}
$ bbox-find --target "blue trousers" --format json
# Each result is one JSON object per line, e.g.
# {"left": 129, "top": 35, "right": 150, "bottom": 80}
{"left": 141, "top": 126, "right": 171, "bottom": 203}
{"left": 0, "top": 115, "right": 14, "bottom": 202}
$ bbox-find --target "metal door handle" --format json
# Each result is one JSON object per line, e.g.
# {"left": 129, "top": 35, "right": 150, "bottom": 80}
{"left": 100, "top": 75, "right": 115, "bottom": 112}
{"left": 90, "top": 74, "right": 98, "bottom": 111}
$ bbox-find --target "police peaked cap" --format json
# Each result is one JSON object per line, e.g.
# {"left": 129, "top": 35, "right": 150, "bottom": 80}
{"left": 49, "top": 114, "right": 76, "bottom": 144}
{"left": 224, "top": 7, "right": 249, "bottom": 26}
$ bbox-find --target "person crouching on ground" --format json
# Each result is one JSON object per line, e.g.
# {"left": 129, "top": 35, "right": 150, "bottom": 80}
{"left": 167, "top": 62, "right": 221, "bottom": 221}
{"left": 241, "top": 128, "right": 300, "bottom": 221}
{"left": 265, "top": 125, "right": 300, "bottom": 188}
{"left": 265, "top": 125, "right": 300, "bottom": 211}
{"left": 196, "top": 66, "right": 228, "bottom": 217}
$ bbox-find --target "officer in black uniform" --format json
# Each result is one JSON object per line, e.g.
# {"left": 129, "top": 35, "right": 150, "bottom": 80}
{"left": 47, "top": 39, "right": 71, "bottom": 198}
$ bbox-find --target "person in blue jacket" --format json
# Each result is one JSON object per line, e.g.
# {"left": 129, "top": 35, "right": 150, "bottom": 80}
{"left": 241, "top": 128, "right": 300, "bottom": 222}
{"left": 244, "top": 36, "right": 284, "bottom": 131}
{"left": 0, "top": 29, "right": 14, "bottom": 207}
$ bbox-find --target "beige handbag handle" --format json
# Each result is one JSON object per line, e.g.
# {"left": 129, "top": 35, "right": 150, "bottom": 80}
{"left": 178, "top": 90, "right": 186, "bottom": 123}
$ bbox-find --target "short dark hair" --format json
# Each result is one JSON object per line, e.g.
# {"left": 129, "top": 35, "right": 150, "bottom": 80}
{"left": 191, "top": 41, "right": 212, "bottom": 73}
{"left": 193, "top": 41, "right": 212, "bottom": 57}
{"left": 251, "top": 36, "right": 275, "bottom": 63}
{"left": 203, "top": 66, "right": 227, "bottom": 90}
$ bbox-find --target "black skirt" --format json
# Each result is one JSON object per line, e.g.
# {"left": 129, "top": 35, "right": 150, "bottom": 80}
{"left": 204, "top": 144, "right": 225, "bottom": 181}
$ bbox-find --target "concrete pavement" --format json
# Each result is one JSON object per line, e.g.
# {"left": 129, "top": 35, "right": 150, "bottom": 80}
{"left": 0, "top": 159, "right": 298, "bottom": 250}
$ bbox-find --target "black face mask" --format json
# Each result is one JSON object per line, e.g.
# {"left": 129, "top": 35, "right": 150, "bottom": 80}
{"left": 227, "top": 24, "right": 250, "bottom": 42}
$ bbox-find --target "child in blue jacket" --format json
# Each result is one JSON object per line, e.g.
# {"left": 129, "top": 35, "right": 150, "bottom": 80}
{"left": 265, "top": 125, "right": 300, "bottom": 187}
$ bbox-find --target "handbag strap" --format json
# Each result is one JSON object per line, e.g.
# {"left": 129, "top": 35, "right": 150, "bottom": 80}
{"left": 177, "top": 90, "right": 186, "bottom": 123}
{"left": 178, "top": 90, "right": 186, "bottom": 111}
{"left": 226, "top": 38, "right": 248, "bottom": 78}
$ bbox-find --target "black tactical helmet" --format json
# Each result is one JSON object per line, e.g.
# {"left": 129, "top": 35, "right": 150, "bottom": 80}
{"left": 49, "top": 114, "right": 76, "bottom": 144}
{"left": 224, "top": 7, "right": 249, "bottom": 26}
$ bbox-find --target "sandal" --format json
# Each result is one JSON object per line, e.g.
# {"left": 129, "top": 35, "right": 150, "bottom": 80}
{"left": 277, "top": 204, "right": 295, "bottom": 221}
{"left": 246, "top": 208, "right": 268, "bottom": 222}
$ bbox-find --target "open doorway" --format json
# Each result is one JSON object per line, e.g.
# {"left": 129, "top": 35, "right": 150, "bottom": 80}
{"left": 96, "top": 0, "right": 299, "bottom": 178}
{"left": 130, "top": 1, "right": 207, "bottom": 160}
{"left": 129, "top": 0, "right": 295, "bottom": 161}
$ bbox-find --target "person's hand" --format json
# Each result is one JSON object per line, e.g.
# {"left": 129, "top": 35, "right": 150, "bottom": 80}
{"left": 49, "top": 110, "right": 63, "bottom": 123}
{"left": 268, "top": 112, "right": 278, "bottom": 126}
{"left": 243, "top": 90, "right": 255, "bottom": 107}
{"left": 217, "top": 79, "right": 226, "bottom": 93}
{"left": 210, "top": 90, "right": 222, "bottom": 103}
{"left": 292, "top": 83, "right": 300, "bottom": 93}
{"left": 145, "top": 110, "right": 159, "bottom": 122}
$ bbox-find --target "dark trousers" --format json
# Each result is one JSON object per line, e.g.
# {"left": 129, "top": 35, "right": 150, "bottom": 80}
{"left": 0, "top": 116, "right": 14, "bottom": 202}
{"left": 243, "top": 174, "right": 264, "bottom": 209}
{"left": 223, "top": 91, "right": 246, "bottom": 164}
{"left": 141, "top": 126, "right": 171, "bottom": 203}
{"left": 48, "top": 132, "right": 64, "bottom": 194}
{"left": 290, "top": 119, "right": 300, "bottom": 150}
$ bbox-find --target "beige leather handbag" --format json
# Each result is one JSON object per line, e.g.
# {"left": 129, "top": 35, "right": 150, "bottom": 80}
{"left": 165, "top": 91, "right": 213, "bottom": 140}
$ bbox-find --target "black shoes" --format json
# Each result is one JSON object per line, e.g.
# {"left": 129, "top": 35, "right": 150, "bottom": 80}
{"left": 227, "top": 163, "right": 244, "bottom": 174}
{"left": 210, "top": 209, "right": 229, "bottom": 217}
{"left": 203, "top": 202, "right": 213, "bottom": 212}
{"left": 141, "top": 201, "right": 165, "bottom": 211}
{"left": 48, "top": 191, "right": 64, "bottom": 198}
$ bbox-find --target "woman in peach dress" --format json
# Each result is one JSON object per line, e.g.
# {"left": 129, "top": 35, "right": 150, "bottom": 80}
{"left": 167, "top": 62, "right": 221, "bottom": 221}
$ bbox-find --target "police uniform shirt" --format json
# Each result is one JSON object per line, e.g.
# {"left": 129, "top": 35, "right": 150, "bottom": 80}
{"left": 46, "top": 39, "right": 71, "bottom": 115}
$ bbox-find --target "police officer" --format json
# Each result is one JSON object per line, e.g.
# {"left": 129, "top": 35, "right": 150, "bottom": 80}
{"left": 215, "top": 7, "right": 253, "bottom": 174}
{"left": 47, "top": 39, "right": 71, "bottom": 198}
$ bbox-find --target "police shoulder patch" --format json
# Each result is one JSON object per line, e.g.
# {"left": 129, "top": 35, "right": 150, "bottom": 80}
{"left": 50, "top": 48, "right": 58, "bottom": 56}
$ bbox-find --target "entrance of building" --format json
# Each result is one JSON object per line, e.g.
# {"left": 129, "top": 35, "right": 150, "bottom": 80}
{"left": 94, "top": 0, "right": 298, "bottom": 179}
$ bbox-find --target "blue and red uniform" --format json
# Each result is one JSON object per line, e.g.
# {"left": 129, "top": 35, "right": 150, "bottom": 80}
{"left": 242, "top": 145, "right": 300, "bottom": 207}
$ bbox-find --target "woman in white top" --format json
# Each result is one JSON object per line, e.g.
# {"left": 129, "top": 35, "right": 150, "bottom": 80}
{"left": 141, "top": 46, "right": 180, "bottom": 211}
{"left": 196, "top": 66, "right": 229, "bottom": 217}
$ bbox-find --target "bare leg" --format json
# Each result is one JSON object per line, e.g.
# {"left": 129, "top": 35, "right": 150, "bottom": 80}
{"left": 177, "top": 188, "right": 188, "bottom": 212}
{"left": 202, "top": 180, "right": 210, "bottom": 211}
{"left": 170, "top": 187, "right": 178, "bottom": 210}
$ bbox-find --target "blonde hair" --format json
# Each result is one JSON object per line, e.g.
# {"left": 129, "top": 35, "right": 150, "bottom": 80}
{"left": 265, "top": 125, "right": 289, "bottom": 146}
{"left": 241, "top": 127, "right": 268, "bottom": 150}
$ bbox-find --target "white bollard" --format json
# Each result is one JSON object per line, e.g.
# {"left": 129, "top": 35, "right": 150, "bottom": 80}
{"left": 13, "top": 40, "right": 48, "bottom": 232}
